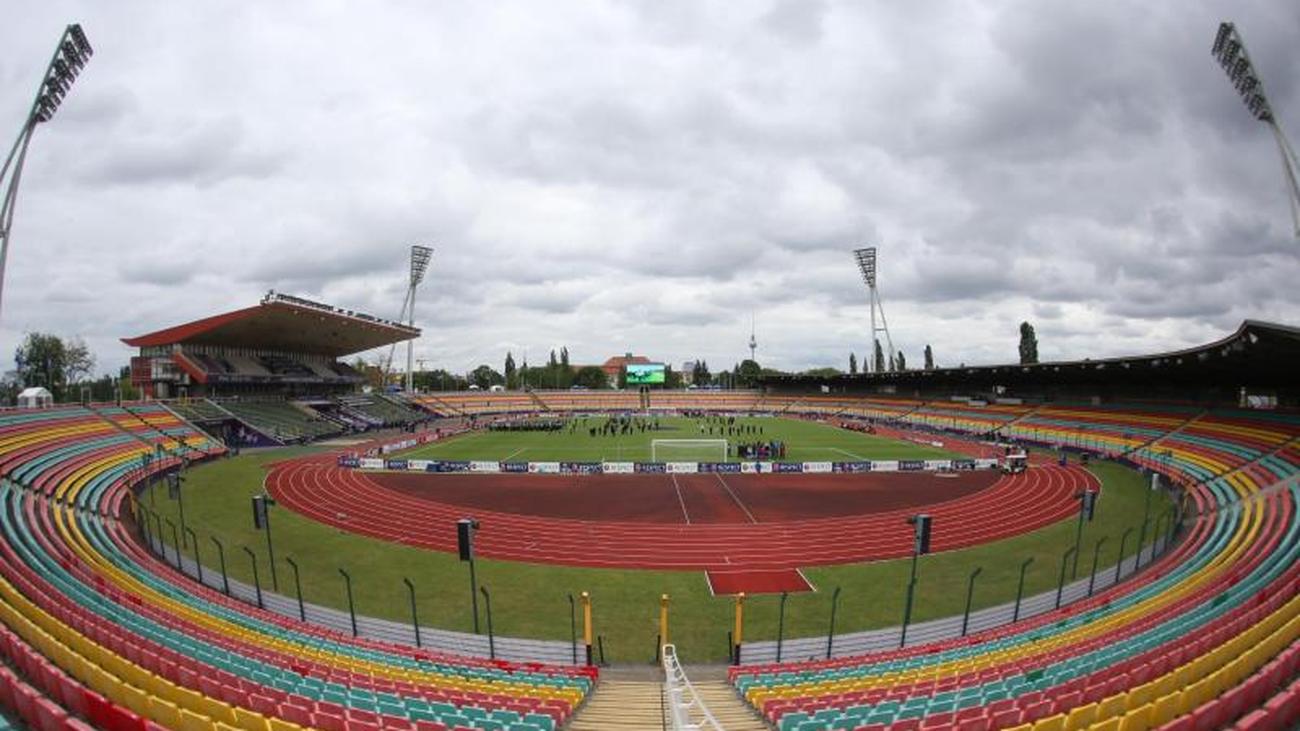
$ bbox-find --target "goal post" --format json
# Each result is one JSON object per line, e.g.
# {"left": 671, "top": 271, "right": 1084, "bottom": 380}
{"left": 651, "top": 439, "right": 729, "bottom": 462}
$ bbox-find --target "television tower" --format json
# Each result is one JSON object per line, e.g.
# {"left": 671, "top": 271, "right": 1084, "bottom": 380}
{"left": 853, "top": 247, "right": 895, "bottom": 373}
{"left": 748, "top": 312, "right": 757, "bottom": 362}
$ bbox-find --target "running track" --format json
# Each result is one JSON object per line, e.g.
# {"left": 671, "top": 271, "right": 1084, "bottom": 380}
{"left": 266, "top": 456, "right": 1097, "bottom": 572}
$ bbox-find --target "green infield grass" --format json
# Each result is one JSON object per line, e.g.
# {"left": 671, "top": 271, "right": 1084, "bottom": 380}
{"left": 141, "top": 433, "right": 1173, "bottom": 664}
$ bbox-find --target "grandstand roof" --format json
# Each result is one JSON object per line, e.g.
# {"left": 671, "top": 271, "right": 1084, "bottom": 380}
{"left": 763, "top": 320, "right": 1300, "bottom": 390}
{"left": 121, "top": 292, "right": 419, "bottom": 357}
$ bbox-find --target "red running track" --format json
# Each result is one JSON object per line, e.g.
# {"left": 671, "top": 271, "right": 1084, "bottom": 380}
{"left": 266, "top": 456, "right": 1097, "bottom": 572}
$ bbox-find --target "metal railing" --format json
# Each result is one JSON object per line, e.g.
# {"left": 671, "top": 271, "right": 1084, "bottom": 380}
{"left": 662, "top": 644, "right": 724, "bottom": 731}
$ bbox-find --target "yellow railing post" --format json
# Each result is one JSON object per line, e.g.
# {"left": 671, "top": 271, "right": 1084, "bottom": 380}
{"left": 660, "top": 593, "right": 671, "bottom": 647}
{"left": 581, "top": 591, "right": 593, "bottom": 666}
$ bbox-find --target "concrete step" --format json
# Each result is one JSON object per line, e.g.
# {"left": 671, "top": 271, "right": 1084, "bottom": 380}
{"left": 568, "top": 680, "right": 666, "bottom": 730}
{"left": 684, "top": 680, "right": 768, "bottom": 731}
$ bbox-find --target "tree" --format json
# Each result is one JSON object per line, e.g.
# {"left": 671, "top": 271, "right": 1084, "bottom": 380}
{"left": 873, "top": 341, "right": 885, "bottom": 373}
{"left": 896, "top": 351, "right": 907, "bottom": 371}
{"left": 849, "top": 352, "right": 857, "bottom": 375}
{"left": 888, "top": 353, "right": 896, "bottom": 372}
{"left": 414, "top": 368, "right": 466, "bottom": 391}
{"left": 924, "top": 344, "right": 934, "bottom": 371}
{"left": 504, "top": 352, "right": 517, "bottom": 389}
{"left": 664, "top": 364, "right": 683, "bottom": 389}
{"left": 572, "top": 365, "right": 608, "bottom": 389}
{"left": 802, "top": 367, "right": 843, "bottom": 378}
{"left": 737, "top": 359, "right": 761, "bottom": 388}
{"left": 469, "top": 364, "right": 504, "bottom": 389}
{"left": 694, "top": 360, "right": 711, "bottom": 385}
{"left": 14, "top": 333, "right": 94, "bottom": 401}
{"left": 560, "top": 347, "right": 569, "bottom": 368}
{"left": 1019, "top": 322, "right": 1039, "bottom": 364}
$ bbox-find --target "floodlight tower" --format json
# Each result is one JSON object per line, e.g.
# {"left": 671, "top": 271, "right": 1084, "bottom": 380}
{"left": 853, "top": 247, "right": 895, "bottom": 373}
{"left": 1211, "top": 22, "right": 1300, "bottom": 239}
{"left": 404, "top": 245, "right": 433, "bottom": 392}
{"left": 0, "top": 24, "right": 93, "bottom": 322}
{"left": 748, "top": 312, "right": 757, "bottom": 362}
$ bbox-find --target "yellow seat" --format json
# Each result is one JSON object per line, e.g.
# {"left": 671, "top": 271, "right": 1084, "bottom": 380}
{"left": 179, "top": 708, "right": 216, "bottom": 731}
{"left": 148, "top": 696, "right": 183, "bottom": 728}
{"left": 1089, "top": 717, "right": 1121, "bottom": 731}
{"left": 1033, "top": 714, "right": 1067, "bottom": 731}
{"left": 231, "top": 707, "right": 270, "bottom": 731}
{"left": 1065, "top": 702, "right": 1097, "bottom": 730}
{"left": 1118, "top": 704, "right": 1151, "bottom": 731}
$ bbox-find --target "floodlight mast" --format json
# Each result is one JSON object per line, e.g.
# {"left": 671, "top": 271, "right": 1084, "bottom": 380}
{"left": 1211, "top": 22, "right": 1300, "bottom": 239}
{"left": 405, "top": 245, "right": 433, "bottom": 392}
{"left": 0, "top": 24, "right": 93, "bottom": 323}
{"left": 853, "top": 247, "right": 896, "bottom": 373}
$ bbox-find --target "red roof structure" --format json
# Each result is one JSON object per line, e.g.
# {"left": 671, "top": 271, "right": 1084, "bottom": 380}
{"left": 122, "top": 292, "right": 418, "bottom": 358}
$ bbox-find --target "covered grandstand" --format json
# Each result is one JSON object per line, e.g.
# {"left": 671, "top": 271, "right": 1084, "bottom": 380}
{"left": 122, "top": 292, "right": 430, "bottom": 444}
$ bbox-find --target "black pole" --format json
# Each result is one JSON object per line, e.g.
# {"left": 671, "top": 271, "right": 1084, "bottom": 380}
{"left": 468, "top": 557, "right": 480, "bottom": 634}
{"left": 1013, "top": 557, "right": 1034, "bottom": 622}
{"left": 211, "top": 536, "right": 229, "bottom": 595}
{"left": 152, "top": 513, "right": 164, "bottom": 556}
{"left": 480, "top": 586, "right": 495, "bottom": 659}
{"left": 775, "top": 591, "right": 788, "bottom": 663}
{"left": 174, "top": 470, "right": 187, "bottom": 549}
{"left": 1088, "top": 536, "right": 1108, "bottom": 596}
{"left": 286, "top": 557, "right": 305, "bottom": 622}
{"left": 900, "top": 549, "right": 920, "bottom": 648}
{"left": 183, "top": 526, "right": 202, "bottom": 585}
{"left": 1136, "top": 473, "right": 1155, "bottom": 567}
{"left": 826, "top": 586, "right": 841, "bottom": 660}
{"left": 961, "top": 567, "right": 982, "bottom": 637}
{"left": 242, "top": 546, "right": 262, "bottom": 609}
{"left": 1115, "top": 527, "right": 1134, "bottom": 585}
{"left": 1071, "top": 494, "right": 1086, "bottom": 579}
{"left": 1152, "top": 513, "right": 1167, "bottom": 559}
{"left": 404, "top": 577, "right": 421, "bottom": 647}
{"left": 165, "top": 518, "right": 182, "bottom": 570}
{"left": 1056, "top": 547, "right": 1077, "bottom": 609}
{"left": 263, "top": 500, "right": 279, "bottom": 592}
{"left": 567, "top": 594, "right": 577, "bottom": 665}
{"left": 339, "top": 568, "right": 357, "bottom": 637}
{"left": 1166, "top": 506, "right": 1178, "bottom": 545}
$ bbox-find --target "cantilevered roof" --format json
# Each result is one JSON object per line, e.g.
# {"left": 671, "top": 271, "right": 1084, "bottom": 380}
{"left": 122, "top": 292, "right": 419, "bottom": 357}
{"left": 762, "top": 320, "right": 1300, "bottom": 390}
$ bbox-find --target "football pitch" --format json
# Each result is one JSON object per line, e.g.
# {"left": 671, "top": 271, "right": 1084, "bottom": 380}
{"left": 400, "top": 415, "right": 960, "bottom": 463}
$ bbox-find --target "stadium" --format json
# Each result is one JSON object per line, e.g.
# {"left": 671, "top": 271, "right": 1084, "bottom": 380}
{"left": 3, "top": 8, "right": 1300, "bottom": 731}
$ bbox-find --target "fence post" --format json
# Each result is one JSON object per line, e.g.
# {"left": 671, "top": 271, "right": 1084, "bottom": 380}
{"left": 339, "top": 568, "right": 357, "bottom": 637}
{"left": 899, "top": 549, "right": 921, "bottom": 648}
{"left": 567, "top": 594, "right": 577, "bottom": 665}
{"left": 826, "top": 586, "right": 841, "bottom": 659}
{"left": 286, "top": 557, "right": 305, "bottom": 621}
{"left": 1013, "top": 557, "right": 1034, "bottom": 622}
{"left": 659, "top": 594, "right": 670, "bottom": 648}
{"left": 404, "top": 577, "right": 421, "bottom": 647}
{"left": 961, "top": 567, "right": 982, "bottom": 637}
{"left": 581, "top": 591, "right": 593, "bottom": 666}
{"left": 1115, "top": 527, "right": 1134, "bottom": 585}
{"left": 480, "top": 586, "right": 495, "bottom": 659}
{"left": 732, "top": 593, "right": 745, "bottom": 666}
{"left": 211, "top": 536, "right": 230, "bottom": 595}
{"left": 1056, "top": 547, "right": 1077, "bottom": 609}
{"left": 242, "top": 546, "right": 262, "bottom": 609}
{"left": 165, "top": 518, "right": 182, "bottom": 570}
{"left": 776, "top": 591, "right": 788, "bottom": 663}
{"left": 1088, "top": 536, "right": 1108, "bottom": 597}
{"left": 183, "top": 526, "right": 202, "bottom": 585}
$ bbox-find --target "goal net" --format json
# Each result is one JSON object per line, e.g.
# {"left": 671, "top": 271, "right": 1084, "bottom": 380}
{"left": 651, "top": 439, "right": 728, "bottom": 462}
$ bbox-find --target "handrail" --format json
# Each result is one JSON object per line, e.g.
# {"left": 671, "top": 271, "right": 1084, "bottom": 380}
{"left": 662, "top": 644, "right": 725, "bottom": 731}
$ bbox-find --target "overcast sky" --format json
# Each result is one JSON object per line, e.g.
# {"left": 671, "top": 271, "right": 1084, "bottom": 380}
{"left": 2, "top": 1, "right": 1297, "bottom": 377}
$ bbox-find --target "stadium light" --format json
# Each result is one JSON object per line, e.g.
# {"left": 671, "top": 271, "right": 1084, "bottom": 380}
{"left": 383, "top": 244, "right": 433, "bottom": 390}
{"left": 1211, "top": 21, "right": 1300, "bottom": 239}
{"left": 852, "top": 247, "right": 896, "bottom": 373}
{"left": 0, "top": 24, "right": 94, "bottom": 322}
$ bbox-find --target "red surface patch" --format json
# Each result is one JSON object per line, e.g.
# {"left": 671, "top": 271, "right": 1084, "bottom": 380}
{"left": 707, "top": 569, "right": 813, "bottom": 595}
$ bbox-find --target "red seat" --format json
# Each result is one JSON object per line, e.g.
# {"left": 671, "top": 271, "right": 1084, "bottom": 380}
{"left": 414, "top": 721, "right": 449, "bottom": 731}
{"left": 1232, "top": 709, "right": 1271, "bottom": 731}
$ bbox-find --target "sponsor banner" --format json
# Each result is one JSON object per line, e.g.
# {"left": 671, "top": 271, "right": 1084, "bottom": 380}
{"left": 899, "top": 460, "right": 925, "bottom": 472}
{"left": 469, "top": 461, "right": 501, "bottom": 473}
{"left": 700, "top": 462, "right": 741, "bottom": 473}
{"left": 635, "top": 462, "right": 667, "bottom": 474}
{"left": 666, "top": 462, "right": 699, "bottom": 474}
{"left": 336, "top": 456, "right": 360, "bottom": 468}
{"left": 803, "top": 461, "right": 833, "bottom": 473}
{"left": 602, "top": 462, "right": 635, "bottom": 474}
{"left": 561, "top": 462, "right": 603, "bottom": 475}
{"left": 359, "top": 458, "right": 385, "bottom": 470}
{"left": 385, "top": 459, "right": 409, "bottom": 470}
{"left": 739, "top": 462, "right": 762, "bottom": 474}
{"left": 952, "top": 459, "right": 977, "bottom": 471}
{"left": 438, "top": 460, "right": 472, "bottom": 473}
{"left": 500, "top": 461, "right": 529, "bottom": 473}
{"left": 975, "top": 459, "right": 999, "bottom": 469}
{"left": 772, "top": 462, "right": 804, "bottom": 474}
{"left": 833, "top": 461, "right": 872, "bottom": 473}
{"left": 924, "top": 460, "right": 954, "bottom": 471}
{"left": 529, "top": 462, "right": 561, "bottom": 474}
{"left": 874, "top": 460, "right": 899, "bottom": 472}
{"left": 408, "top": 460, "right": 433, "bottom": 471}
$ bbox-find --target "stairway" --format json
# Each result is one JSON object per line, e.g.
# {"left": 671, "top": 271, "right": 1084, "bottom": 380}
{"left": 567, "top": 678, "right": 666, "bottom": 730}
{"left": 687, "top": 679, "right": 769, "bottom": 730}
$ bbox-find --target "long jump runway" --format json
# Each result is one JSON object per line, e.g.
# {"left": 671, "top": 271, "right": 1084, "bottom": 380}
{"left": 267, "top": 455, "right": 1096, "bottom": 593}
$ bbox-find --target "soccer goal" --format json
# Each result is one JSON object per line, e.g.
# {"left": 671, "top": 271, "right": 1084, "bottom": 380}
{"left": 651, "top": 439, "right": 728, "bottom": 462}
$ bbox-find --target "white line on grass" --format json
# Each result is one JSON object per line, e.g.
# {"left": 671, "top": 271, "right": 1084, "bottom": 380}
{"left": 714, "top": 473, "right": 758, "bottom": 524}
{"left": 501, "top": 447, "right": 527, "bottom": 461}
